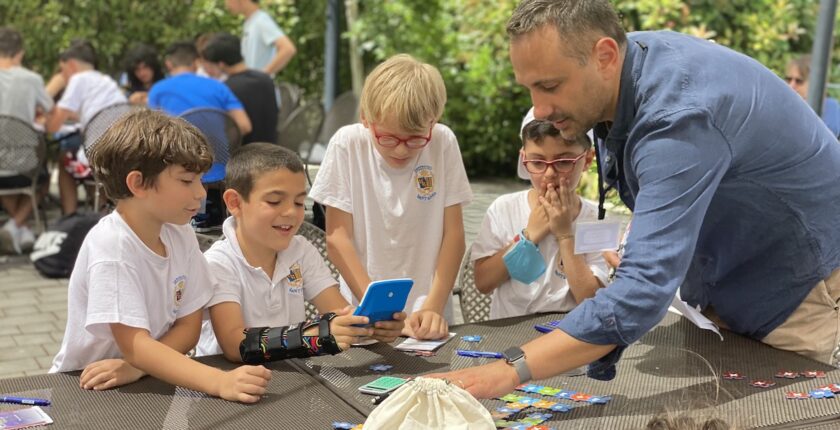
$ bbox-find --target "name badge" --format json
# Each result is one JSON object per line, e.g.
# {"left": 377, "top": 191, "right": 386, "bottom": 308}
{"left": 573, "top": 221, "right": 621, "bottom": 254}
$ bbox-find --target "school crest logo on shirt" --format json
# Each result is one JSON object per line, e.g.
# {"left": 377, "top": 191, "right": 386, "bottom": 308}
{"left": 173, "top": 275, "right": 187, "bottom": 308}
{"left": 287, "top": 262, "right": 303, "bottom": 292}
{"left": 414, "top": 165, "right": 437, "bottom": 201}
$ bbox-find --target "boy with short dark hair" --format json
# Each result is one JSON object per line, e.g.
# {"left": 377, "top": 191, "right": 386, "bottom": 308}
{"left": 196, "top": 143, "right": 404, "bottom": 361}
{"left": 50, "top": 110, "right": 271, "bottom": 403}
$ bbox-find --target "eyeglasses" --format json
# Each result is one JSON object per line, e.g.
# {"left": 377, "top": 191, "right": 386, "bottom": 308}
{"left": 522, "top": 151, "right": 588, "bottom": 174}
{"left": 371, "top": 123, "right": 433, "bottom": 149}
{"left": 785, "top": 76, "right": 805, "bottom": 85}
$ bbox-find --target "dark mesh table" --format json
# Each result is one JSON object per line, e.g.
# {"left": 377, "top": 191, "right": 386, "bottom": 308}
{"left": 0, "top": 357, "right": 365, "bottom": 429}
{"left": 295, "top": 313, "right": 840, "bottom": 429}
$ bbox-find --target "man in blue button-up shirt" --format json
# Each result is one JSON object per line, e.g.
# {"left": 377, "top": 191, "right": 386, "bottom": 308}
{"left": 434, "top": 0, "right": 840, "bottom": 399}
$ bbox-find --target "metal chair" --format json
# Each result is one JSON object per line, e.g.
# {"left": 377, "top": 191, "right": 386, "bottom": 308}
{"left": 82, "top": 103, "right": 141, "bottom": 209}
{"left": 304, "top": 91, "right": 358, "bottom": 164}
{"left": 179, "top": 108, "right": 242, "bottom": 185}
{"left": 452, "top": 247, "right": 492, "bottom": 323}
{"left": 276, "top": 82, "right": 302, "bottom": 126}
{"left": 0, "top": 115, "right": 46, "bottom": 231}
{"left": 276, "top": 102, "right": 324, "bottom": 155}
{"left": 296, "top": 221, "right": 340, "bottom": 320}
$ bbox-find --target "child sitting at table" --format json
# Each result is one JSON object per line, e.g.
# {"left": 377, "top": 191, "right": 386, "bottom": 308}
{"left": 195, "top": 143, "right": 405, "bottom": 361}
{"left": 309, "top": 54, "right": 473, "bottom": 340}
{"left": 471, "top": 114, "right": 609, "bottom": 319}
{"left": 49, "top": 110, "right": 271, "bottom": 403}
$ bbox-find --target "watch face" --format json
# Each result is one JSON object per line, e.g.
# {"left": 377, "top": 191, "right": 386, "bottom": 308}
{"left": 503, "top": 347, "right": 525, "bottom": 362}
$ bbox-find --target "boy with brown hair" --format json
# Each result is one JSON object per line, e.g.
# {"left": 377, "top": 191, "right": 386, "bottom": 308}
{"left": 50, "top": 110, "right": 271, "bottom": 403}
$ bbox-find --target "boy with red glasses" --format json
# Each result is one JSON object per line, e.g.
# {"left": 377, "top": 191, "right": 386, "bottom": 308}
{"left": 470, "top": 111, "right": 608, "bottom": 319}
{"left": 309, "top": 54, "right": 472, "bottom": 340}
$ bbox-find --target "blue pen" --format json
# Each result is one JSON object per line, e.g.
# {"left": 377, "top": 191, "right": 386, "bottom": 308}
{"left": 0, "top": 396, "right": 51, "bottom": 406}
{"left": 456, "top": 349, "right": 504, "bottom": 359}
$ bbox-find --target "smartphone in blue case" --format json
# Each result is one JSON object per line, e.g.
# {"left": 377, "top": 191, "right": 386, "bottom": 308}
{"left": 353, "top": 278, "right": 413, "bottom": 325}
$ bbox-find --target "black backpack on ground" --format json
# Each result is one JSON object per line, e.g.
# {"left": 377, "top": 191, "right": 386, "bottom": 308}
{"left": 30, "top": 212, "right": 102, "bottom": 278}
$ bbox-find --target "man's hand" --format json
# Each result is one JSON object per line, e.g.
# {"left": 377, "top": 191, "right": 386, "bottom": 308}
{"left": 217, "top": 365, "right": 272, "bottom": 403}
{"left": 404, "top": 309, "right": 448, "bottom": 340}
{"left": 427, "top": 360, "right": 519, "bottom": 399}
{"left": 80, "top": 358, "right": 146, "bottom": 390}
{"left": 371, "top": 311, "right": 407, "bottom": 343}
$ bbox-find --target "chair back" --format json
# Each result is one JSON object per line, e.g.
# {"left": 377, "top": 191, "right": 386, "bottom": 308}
{"left": 456, "top": 247, "right": 492, "bottom": 323}
{"left": 277, "top": 82, "right": 302, "bottom": 126}
{"left": 296, "top": 221, "right": 340, "bottom": 319}
{"left": 314, "top": 91, "right": 358, "bottom": 154}
{"left": 0, "top": 115, "right": 45, "bottom": 177}
{"left": 276, "top": 102, "right": 324, "bottom": 154}
{"left": 179, "top": 108, "right": 242, "bottom": 184}
{"left": 82, "top": 103, "right": 138, "bottom": 156}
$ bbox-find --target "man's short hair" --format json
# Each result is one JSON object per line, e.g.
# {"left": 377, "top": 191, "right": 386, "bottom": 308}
{"left": 226, "top": 143, "right": 304, "bottom": 201}
{"left": 88, "top": 109, "right": 213, "bottom": 201}
{"left": 788, "top": 54, "right": 811, "bottom": 79}
{"left": 506, "top": 0, "right": 627, "bottom": 65}
{"left": 202, "top": 33, "right": 243, "bottom": 66}
{"left": 360, "top": 54, "right": 447, "bottom": 133}
{"left": 522, "top": 119, "right": 591, "bottom": 150}
{"left": 0, "top": 27, "right": 23, "bottom": 58}
{"left": 164, "top": 41, "right": 199, "bottom": 68}
{"left": 59, "top": 39, "right": 97, "bottom": 66}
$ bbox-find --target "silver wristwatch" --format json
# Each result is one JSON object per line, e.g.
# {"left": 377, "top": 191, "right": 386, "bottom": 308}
{"left": 502, "top": 346, "right": 531, "bottom": 384}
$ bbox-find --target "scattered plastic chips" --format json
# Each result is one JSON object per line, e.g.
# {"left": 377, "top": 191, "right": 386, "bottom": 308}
{"left": 369, "top": 364, "right": 393, "bottom": 372}
{"left": 750, "top": 380, "right": 776, "bottom": 388}
{"left": 461, "top": 335, "right": 482, "bottom": 342}
{"left": 722, "top": 371, "right": 746, "bottom": 380}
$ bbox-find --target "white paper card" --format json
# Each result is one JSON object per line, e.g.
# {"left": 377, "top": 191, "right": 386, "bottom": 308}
{"left": 573, "top": 221, "right": 621, "bottom": 254}
{"left": 395, "top": 332, "right": 456, "bottom": 352}
{"left": 667, "top": 296, "right": 724, "bottom": 340}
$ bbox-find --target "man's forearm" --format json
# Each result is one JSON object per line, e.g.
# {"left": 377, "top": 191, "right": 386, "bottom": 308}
{"left": 521, "top": 329, "right": 616, "bottom": 380}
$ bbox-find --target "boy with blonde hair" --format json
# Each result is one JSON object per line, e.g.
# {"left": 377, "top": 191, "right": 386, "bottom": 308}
{"left": 196, "top": 143, "right": 405, "bottom": 360}
{"left": 472, "top": 114, "right": 608, "bottom": 319}
{"left": 310, "top": 54, "right": 473, "bottom": 340}
{"left": 50, "top": 110, "right": 271, "bottom": 403}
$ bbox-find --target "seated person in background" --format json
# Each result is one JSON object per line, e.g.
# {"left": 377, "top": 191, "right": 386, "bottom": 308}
{"left": 201, "top": 33, "right": 278, "bottom": 145}
{"left": 310, "top": 54, "right": 473, "bottom": 340}
{"left": 121, "top": 43, "right": 164, "bottom": 105}
{"left": 0, "top": 27, "right": 54, "bottom": 254}
{"left": 148, "top": 41, "right": 251, "bottom": 135}
{"left": 195, "top": 143, "right": 405, "bottom": 360}
{"left": 49, "top": 110, "right": 271, "bottom": 403}
{"left": 472, "top": 115, "right": 608, "bottom": 319}
{"left": 46, "top": 39, "right": 128, "bottom": 216}
{"left": 786, "top": 54, "right": 840, "bottom": 138}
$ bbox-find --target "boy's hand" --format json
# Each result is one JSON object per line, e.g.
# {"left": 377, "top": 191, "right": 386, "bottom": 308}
{"left": 404, "top": 310, "right": 449, "bottom": 340}
{"left": 327, "top": 305, "right": 374, "bottom": 350}
{"left": 80, "top": 359, "right": 146, "bottom": 391}
{"left": 371, "top": 311, "right": 407, "bottom": 343}
{"left": 540, "top": 180, "right": 578, "bottom": 239}
{"left": 525, "top": 202, "right": 551, "bottom": 243}
{"left": 217, "top": 365, "right": 271, "bottom": 403}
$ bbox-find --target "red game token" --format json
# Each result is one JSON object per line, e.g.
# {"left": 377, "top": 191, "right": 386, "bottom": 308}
{"left": 817, "top": 384, "right": 840, "bottom": 393}
{"left": 570, "top": 393, "right": 592, "bottom": 402}
{"left": 801, "top": 370, "right": 826, "bottom": 378}
{"left": 774, "top": 370, "right": 799, "bottom": 379}
{"left": 784, "top": 391, "right": 810, "bottom": 400}
{"left": 722, "top": 371, "right": 745, "bottom": 380}
{"left": 751, "top": 379, "right": 776, "bottom": 388}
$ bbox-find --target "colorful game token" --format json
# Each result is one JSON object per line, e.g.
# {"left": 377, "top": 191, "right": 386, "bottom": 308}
{"left": 570, "top": 393, "right": 592, "bottom": 402}
{"left": 750, "top": 380, "right": 776, "bottom": 388}
{"left": 369, "top": 364, "right": 393, "bottom": 372}
{"left": 523, "top": 412, "right": 552, "bottom": 424}
{"left": 501, "top": 425, "right": 529, "bottom": 430}
{"left": 817, "top": 383, "right": 840, "bottom": 393}
{"left": 538, "top": 387, "right": 561, "bottom": 396}
{"left": 517, "top": 397, "right": 539, "bottom": 405}
{"left": 526, "top": 426, "right": 553, "bottom": 430}
{"left": 496, "top": 407, "right": 519, "bottom": 414}
{"left": 504, "top": 403, "right": 528, "bottom": 412}
{"left": 492, "top": 410, "right": 513, "bottom": 420}
{"left": 810, "top": 389, "right": 835, "bottom": 399}
{"left": 775, "top": 370, "right": 799, "bottom": 379}
{"left": 554, "top": 390, "right": 577, "bottom": 400}
{"left": 722, "top": 371, "right": 746, "bottom": 380}
{"left": 520, "top": 384, "right": 544, "bottom": 394}
{"left": 784, "top": 391, "right": 810, "bottom": 400}
{"left": 494, "top": 419, "right": 518, "bottom": 428}
{"left": 550, "top": 404, "right": 572, "bottom": 413}
{"left": 461, "top": 335, "right": 482, "bottom": 342}
{"left": 587, "top": 396, "right": 612, "bottom": 405}
{"left": 515, "top": 383, "right": 530, "bottom": 391}
{"left": 332, "top": 422, "right": 356, "bottom": 429}
{"left": 500, "top": 393, "right": 523, "bottom": 403}
{"left": 532, "top": 400, "right": 558, "bottom": 409}
{"left": 801, "top": 370, "right": 827, "bottom": 378}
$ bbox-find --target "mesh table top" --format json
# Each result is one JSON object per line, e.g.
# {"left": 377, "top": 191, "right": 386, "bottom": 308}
{"left": 295, "top": 312, "right": 840, "bottom": 429}
{"left": 0, "top": 356, "right": 366, "bottom": 429}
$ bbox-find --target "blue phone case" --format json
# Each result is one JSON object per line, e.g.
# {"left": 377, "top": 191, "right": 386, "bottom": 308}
{"left": 353, "top": 278, "right": 413, "bottom": 325}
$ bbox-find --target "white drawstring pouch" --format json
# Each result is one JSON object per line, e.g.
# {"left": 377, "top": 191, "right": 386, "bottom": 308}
{"left": 363, "top": 377, "right": 494, "bottom": 430}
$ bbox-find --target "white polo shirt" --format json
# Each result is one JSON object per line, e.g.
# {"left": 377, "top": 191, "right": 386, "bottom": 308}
{"left": 195, "top": 217, "right": 337, "bottom": 356}
{"left": 471, "top": 191, "right": 609, "bottom": 319}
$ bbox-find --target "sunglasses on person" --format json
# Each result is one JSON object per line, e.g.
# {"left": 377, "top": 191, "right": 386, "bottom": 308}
{"left": 371, "top": 123, "right": 433, "bottom": 149}
{"left": 521, "top": 151, "right": 588, "bottom": 174}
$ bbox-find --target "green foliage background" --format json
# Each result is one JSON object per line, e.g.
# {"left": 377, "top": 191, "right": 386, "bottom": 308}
{"left": 1, "top": 0, "right": 835, "bottom": 201}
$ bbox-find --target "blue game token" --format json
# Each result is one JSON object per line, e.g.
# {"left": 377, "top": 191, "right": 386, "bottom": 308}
{"left": 369, "top": 364, "right": 393, "bottom": 372}
{"left": 461, "top": 335, "right": 482, "bottom": 342}
{"left": 520, "top": 384, "right": 543, "bottom": 393}
{"left": 810, "top": 389, "right": 835, "bottom": 399}
{"left": 555, "top": 390, "right": 577, "bottom": 399}
{"left": 550, "top": 403, "right": 572, "bottom": 413}
{"left": 332, "top": 422, "right": 355, "bottom": 429}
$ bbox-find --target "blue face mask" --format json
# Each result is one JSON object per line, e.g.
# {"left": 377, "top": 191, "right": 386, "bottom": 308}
{"left": 503, "top": 237, "right": 546, "bottom": 284}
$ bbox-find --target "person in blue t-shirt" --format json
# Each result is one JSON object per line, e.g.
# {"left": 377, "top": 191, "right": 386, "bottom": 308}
{"left": 785, "top": 54, "right": 840, "bottom": 139}
{"left": 148, "top": 41, "right": 251, "bottom": 136}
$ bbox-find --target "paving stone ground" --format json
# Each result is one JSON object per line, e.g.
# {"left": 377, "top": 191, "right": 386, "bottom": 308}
{"left": 0, "top": 178, "right": 527, "bottom": 380}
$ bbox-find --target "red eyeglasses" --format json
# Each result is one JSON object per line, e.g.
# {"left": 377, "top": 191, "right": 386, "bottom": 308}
{"left": 371, "top": 123, "right": 433, "bottom": 149}
{"left": 522, "top": 151, "right": 588, "bottom": 174}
